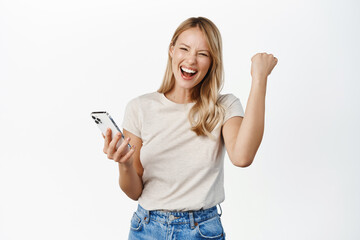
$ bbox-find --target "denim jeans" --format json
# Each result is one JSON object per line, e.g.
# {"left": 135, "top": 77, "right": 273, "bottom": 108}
{"left": 128, "top": 204, "right": 226, "bottom": 240}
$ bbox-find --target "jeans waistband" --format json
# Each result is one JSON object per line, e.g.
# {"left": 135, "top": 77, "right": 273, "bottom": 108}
{"left": 135, "top": 204, "right": 222, "bottom": 230}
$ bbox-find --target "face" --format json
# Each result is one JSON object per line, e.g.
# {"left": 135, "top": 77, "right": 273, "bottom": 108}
{"left": 169, "top": 27, "right": 212, "bottom": 92}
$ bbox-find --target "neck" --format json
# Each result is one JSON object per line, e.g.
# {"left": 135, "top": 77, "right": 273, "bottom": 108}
{"left": 165, "top": 87, "right": 193, "bottom": 104}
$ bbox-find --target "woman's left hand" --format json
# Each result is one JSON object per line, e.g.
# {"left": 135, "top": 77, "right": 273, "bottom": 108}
{"left": 250, "top": 52, "right": 278, "bottom": 81}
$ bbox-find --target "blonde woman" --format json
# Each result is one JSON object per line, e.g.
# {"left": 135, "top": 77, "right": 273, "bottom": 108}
{"left": 102, "top": 17, "right": 278, "bottom": 239}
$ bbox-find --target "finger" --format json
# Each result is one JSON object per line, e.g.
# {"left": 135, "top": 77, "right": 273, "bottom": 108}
{"left": 114, "top": 136, "right": 131, "bottom": 161}
{"left": 103, "top": 128, "right": 111, "bottom": 154}
{"left": 119, "top": 145, "right": 136, "bottom": 164}
{"left": 104, "top": 128, "right": 112, "bottom": 146}
{"left": 107, "top": 151, "right": 114, "bottom": 160}
{"left": 251, "top": 53, "right": 257, "bottom": 61}
{"left": 107, "top": 132, "right": 121, "bottom": 159}
{"left": 102, "top": 133, "right": 105, "bottom": 139}
{"left": 272, "top": 57, "right": 278, "bottom": 67}
{"left": 109, "top": 132, "right": 122, "bottom": 153}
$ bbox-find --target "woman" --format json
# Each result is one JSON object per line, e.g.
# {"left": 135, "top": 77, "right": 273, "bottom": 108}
{"left": 102, "top": 17, "right": 277, "bottom": 239}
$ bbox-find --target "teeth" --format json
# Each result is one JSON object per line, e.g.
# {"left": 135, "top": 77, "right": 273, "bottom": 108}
{"left": 181, "top": 67, "right": 196, "bottom": 74}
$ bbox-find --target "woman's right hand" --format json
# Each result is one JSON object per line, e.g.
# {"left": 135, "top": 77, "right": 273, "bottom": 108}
{"left": 250, "top": 52, "right": 278, "bottom": 81}
{"left": 102, "top": 128, "right": 136, "bottom": 168}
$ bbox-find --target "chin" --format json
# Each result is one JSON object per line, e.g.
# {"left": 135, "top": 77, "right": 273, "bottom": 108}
{"left": 174, "top": 75, "right": 201, "bottom": 90}
{"left": 175, "top": 80, "right": 197, "bottom": 90}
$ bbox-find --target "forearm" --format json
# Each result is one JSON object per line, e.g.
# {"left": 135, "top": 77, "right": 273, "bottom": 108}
{"left": 235, "top": 77, "right": 267, "bottom": 166}
{"left": 118, "top": 160, "right": 143, "bottom": 200}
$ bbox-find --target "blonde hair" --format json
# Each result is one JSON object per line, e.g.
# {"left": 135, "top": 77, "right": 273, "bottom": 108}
{"left": 158, "top": 17, "right": 225, "bottom": 138}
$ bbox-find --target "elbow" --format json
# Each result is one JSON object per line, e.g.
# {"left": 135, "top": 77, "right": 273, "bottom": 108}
{"left": 121, "top": 185, "right": 142, "bottom": 201}
{"left": 129, "top": 195, "right": 140, "bottom": 201}
{"left": 233, "top": 161, "right": 252, "bottom": 168}
{"left": 120, "top": 183, "right": 142, "bottom": 201}
{"left": 232, "top": 156, "right": 254, "bottom": 168}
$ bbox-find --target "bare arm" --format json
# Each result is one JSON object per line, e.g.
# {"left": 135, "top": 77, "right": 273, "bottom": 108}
{"left": 103, "top": 128, "right": 144, "bottom": 200}
{"left": 118, "top": 162, "right": 143, "bottom": 200}
{"left": 119, "top": 129, "right": 144, "bottom": 200}
{"left": 222, "top": 79, "right": 266, "bottom": 167}
{"left": 222, "top": 53, "right": 278, "bottom": 167}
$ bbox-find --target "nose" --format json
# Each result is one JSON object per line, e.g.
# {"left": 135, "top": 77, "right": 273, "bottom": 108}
{"left": 186, "top": 51, "right": 197, "bottom": 65}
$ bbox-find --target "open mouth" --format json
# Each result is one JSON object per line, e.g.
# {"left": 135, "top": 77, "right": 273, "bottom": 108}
{"left": 180, "top": 66, "right": 198, "bottom": 79}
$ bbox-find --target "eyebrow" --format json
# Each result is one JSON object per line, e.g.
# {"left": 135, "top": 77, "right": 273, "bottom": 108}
{"left": 179, "top": 43, "right": 210, "bottom": 53}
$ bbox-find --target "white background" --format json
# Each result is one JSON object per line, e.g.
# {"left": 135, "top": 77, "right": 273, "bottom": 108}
{"left": 1, "top": 0, "right": 359, "bottom": 239}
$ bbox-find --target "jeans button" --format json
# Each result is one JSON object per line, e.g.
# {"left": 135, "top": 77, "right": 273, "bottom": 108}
{"left": 169, "top": 215, "right": 175, "bottom": 221}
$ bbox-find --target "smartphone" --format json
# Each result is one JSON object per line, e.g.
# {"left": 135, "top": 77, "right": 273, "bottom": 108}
{"left": 90, "top": 111, "right": 131, "bottom": 151}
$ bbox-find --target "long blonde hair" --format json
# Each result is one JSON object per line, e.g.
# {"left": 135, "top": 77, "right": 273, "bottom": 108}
{"left": 158, "top": 17, "right": 225, "bottom": 138}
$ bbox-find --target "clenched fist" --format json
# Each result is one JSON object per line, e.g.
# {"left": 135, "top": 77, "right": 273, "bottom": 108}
{"left": 251, "top": 52, "right": 278, "bottom": 81}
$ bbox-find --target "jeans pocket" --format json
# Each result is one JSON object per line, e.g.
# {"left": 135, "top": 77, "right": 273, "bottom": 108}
{"left": 130, "top": 212, "right": 143, "bottom": 231}
{"left": 196, "top": 216, "right": 225, "bottom": 239}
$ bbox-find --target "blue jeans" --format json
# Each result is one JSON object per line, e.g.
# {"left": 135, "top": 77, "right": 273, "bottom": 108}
{"left": 128, "top": 204, "right": 226, "bottom": 239}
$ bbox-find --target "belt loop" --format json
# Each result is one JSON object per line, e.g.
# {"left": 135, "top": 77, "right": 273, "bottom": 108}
{"left": 217, "top": 204, "right": 223, "bottom": 217}
{"left": 144, "top": 209, "right": 150, "bottom": 224}
{"left": 189, "top": 211, "right": 195, "bottom": 229}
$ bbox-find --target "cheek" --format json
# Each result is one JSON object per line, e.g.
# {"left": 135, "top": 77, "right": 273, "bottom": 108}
{"left": 199, "top": 59, "right": 211, "bottom": 73}
{"left": 172, "top": 52, "right": 181, "bottom": 66}
{"left": 174, "top": 51, "right": 185, "bottom": 61}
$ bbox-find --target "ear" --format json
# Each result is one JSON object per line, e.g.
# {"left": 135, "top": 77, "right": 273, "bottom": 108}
{"left": 169, "top": 44, "right": 174, "bottom": 58}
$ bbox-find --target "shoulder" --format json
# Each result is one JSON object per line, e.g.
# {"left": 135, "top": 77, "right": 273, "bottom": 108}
{"left": 217, "top": 93, "right": 240, "bottom": 107}
{"left": 137, "top": 92, "right": 159, "bottom": 101}
{"left": 127, "top": 92, "right": 160, "bottom": 106}
{"left": 218, "top": 93, "right": 245, "bottom": 121}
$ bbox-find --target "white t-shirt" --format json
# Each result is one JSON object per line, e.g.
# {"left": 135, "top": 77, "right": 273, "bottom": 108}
{"left": 122, "top": 91, "right": 244, "bottom": 211}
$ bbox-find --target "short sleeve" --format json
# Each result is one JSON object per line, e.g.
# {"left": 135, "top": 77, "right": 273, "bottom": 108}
{"left": 122, "top": 98, "right": 142, "bottom": 138}
{"left": 220, "top": 94, "right": 245, "bottom": 123}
